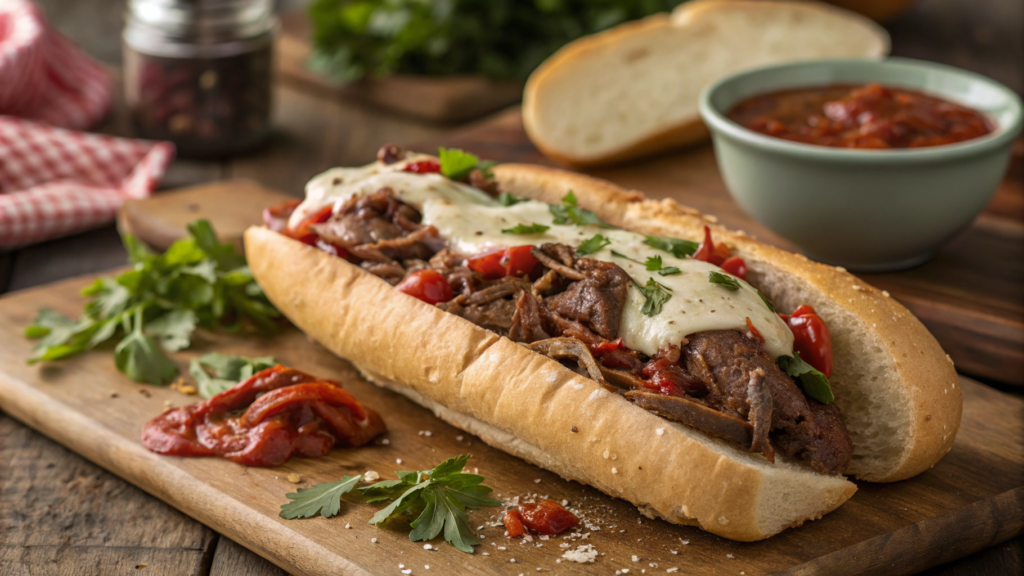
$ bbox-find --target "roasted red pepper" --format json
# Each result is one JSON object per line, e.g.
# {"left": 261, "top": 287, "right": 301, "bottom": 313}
{"left": 286, "top": 205, "right": 334, "bottom": 246}
{"left": 395, "top": 269, "right": 454, "bottom": 304}
{"left": 504, "top": 500, "right": 579, "bottom": 537}
{"left": 466, "top": 245, "right": 540, "bottom": 280}
{"left": 746, "top": 317, "right": 765, "bottom": 345}
{"left": 721, "top": 256, "right": 748, "bottom": 280}
{"left": 402, "top": 160, "right": 442, "bottom": 174}
{"left": 780, "top": 304, "right": 833, "bottom": 378}
{"left": 262, "top": 199, "right": 301, "bottom": 233}
{"left": 694, "top": 226, "right": 748, "bottom": 279}
{"left": 141, "top": 366, "right": 386, "bottom": 467}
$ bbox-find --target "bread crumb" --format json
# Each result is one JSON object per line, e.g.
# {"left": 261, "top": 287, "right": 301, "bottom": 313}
{"left": 603, "top": 450, "right": 610, "bottom": 459}
{"left": 882, "top": 290, "right": 890, "bottom": 297}
{"left": 287, "top": 473, "right": 301, "bottom": 484}
{"left": 632, "top": 555, "right": 640, "bottom": 562}
{"left": 835, "top": 266, "right": 846, "bottom": 272}
{"left": 364, "top": 470, "right": 380, "bottom": 482}
{"left": 649, "top": 563, "right": 658, "bottom": 568}
{"left": 345, "top": 523, "right": 351, "bottom": 529}
{"left": 562, "top": 544, "right": 598, "bottom": 563}
{"left": 612, "top": 467, "right": 618, "bottom": 474}
{"left": 371, "top": 538, "right": 378, "bottom": 543}
{"left": 655, "top": 428, "right": 664, "bottom": 436}
{"left": 852, "top": 285, "right": 864, "bottom": 291}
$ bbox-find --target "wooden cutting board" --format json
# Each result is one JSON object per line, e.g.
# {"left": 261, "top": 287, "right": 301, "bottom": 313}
{"left": 0, "top": 272, "right": 1021, "bottom": 576}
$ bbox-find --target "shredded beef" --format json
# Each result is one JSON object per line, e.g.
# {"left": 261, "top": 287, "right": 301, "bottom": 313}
{"left": 543, "top": 256, "right": 630, "bottom": 341}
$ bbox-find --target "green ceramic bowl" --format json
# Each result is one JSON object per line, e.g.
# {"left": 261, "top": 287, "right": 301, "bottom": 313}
{"left": 699, "top": 58, "right": 1023, "bottom": 272}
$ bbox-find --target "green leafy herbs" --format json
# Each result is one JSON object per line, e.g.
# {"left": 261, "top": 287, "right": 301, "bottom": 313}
{"left": 280, "top": 455, "right": 500, "bottom": 553}
{"left": 498, "top": 192, "right": 525, "bottom": 206}
{"left": 280, "top": 475, "right": 364, "bottom": 520}
{"left": 643, "top": 235, "right": 699, "bottom": 259}
{"left": 307, "top": 0, "right": 688, "bottom": 83}
{"left": 576, "top": 234, "right": 611, "bottom": 256}
{"left": 610, "top": 250, "right": 643, "bottom": 265}
{"left": 630, "top": 277, "right": 673, "bottom": 317}
{"left": 777, "top": 353, "right": 835, "bottom": 404}
{"left": 502, "top": 223, "right": 550, "bottom": 235}
{"left": 438, "top": 147, "right": 495, "bottom": 180}
{"left": 549, "top": 191, "right": 612, "bottom": 228}
{"left": 759, "top": 291, "right": 776, "bottom": 313}
{"left": 708, "top": 271, "right": 741, "bottom": 291}
{"left": 25, "top": 220, "right": 280, "bottom": 385}
{"left": 189, "top": 353, "right": 278, "bottom": 398}
{"left": 644, "top": 254, "right": 681, "bottom": 276}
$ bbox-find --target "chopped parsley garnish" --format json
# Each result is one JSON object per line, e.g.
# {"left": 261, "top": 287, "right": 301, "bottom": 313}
{"left": 643, "top": 235, "right": 699, "bottom": 258}
{"left": 630, "top": 277, "right": 673, "bottom": 317}
{"left": 644, "top": 254, "right": 681, "bottom": 276}
{"left": 759, "top": 291, "right": 776, "bottom": 313}
{"left": 708, "top": 271, "right": 741, "bottom": 291}
{"left": 611, "top": 250, "right": 644, "bottom": 265}
{"left": 280, "top": 475, "right": 363, "bottom": 520}
{"left": 498, "top": 192, "right": 525, "bottom": 206}
{"left": 189, "top": 353, "right": 278, "bottom": 398}
{"left": 576, "top": 234, "right": 611, "bottom": 256}
{"left": 777, "top": 353, "right": 835, "bottom": 404}
{"left": 502, "top": 223, "right": 550, "bottom": 235}
{"left": 438, "top": 147, "right": 495, "bottom": 180}
{"left": 549, "top": 190, "right": 612, "bottom": 228}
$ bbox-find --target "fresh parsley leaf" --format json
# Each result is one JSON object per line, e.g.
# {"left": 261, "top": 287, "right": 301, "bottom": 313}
{"left": 777, "top": 352, "right": 835, "bottom": 404}
{"left": 502, "top": 223, "right": 550, "bottom": 235}
{"left": 708, "top": 271, "right": 741, "bottom": 291}
{"left": 25, "top": 309, "right": 77, "bottom": 346}
{"left": 549, "top": 191, "right": 612, "bottom": 228}
{"left": 630, "top": 277, "right": 673, "bottom": 317}
{"left": 645, "top": 254, "right": 663, "bottom": 271}
{"left": 279, "top": 475, "right": 363, "bottom": 519}
{"left": 189, "top": 353, "right": 278, "bottom": 398}
{"left": 359, "top": 454, "right": 500, "bottom": 553}
{"left": 643, "top": 235, "right": 699, "bottom": 258}
{"left": 145, "top": 309, "right": 197, "bottom": 353}
{"left": 438, "top": 147, "right": 481, "bottom": 180}
{"left": 759, "top": 291, "right": 776, "bottom": 313}
{"left": 658, "top": 266, "right": 681, "bottom": 276}
{"left": 114, "top": 308, "right": 178, "bottom": 385}
{"left": 498, "top": 192, "right": 524, "bottom": 206}
{"left": 576, "top": 234, "right": 610, "bottom": 256}
{"left": 610, "top": 250, "right": 644, "bottom": 265}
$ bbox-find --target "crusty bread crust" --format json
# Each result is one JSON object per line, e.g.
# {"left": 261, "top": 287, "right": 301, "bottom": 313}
{"left": 244, "top": 164, "right": 959, "bottom": 539}
{"left": 523, "top": 1, "right": 890, "bottom": 167}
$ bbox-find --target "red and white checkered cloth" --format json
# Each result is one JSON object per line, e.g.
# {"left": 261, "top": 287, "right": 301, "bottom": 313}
{"left": 0, "top": 1, "right": 174, "bottom": 249}
{"left": 0, "top": 117, "right": 174, "bottom": 249}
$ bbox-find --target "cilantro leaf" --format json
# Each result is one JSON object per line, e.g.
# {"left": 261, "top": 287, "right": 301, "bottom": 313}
{"left": 279, "top": 475, "right": 363, "bottom": 519}
{"left": 576, "top": 234, "right": 610, "bottom": 256}
{"left": 643, "top": 235, "right": 698, "bottom": 258}
{"left": 25, "top": 309, "right": 77, "bottom": 346}
{"left": 630, "top": 277, "right": 673, "bottom": 317}
{"left": 777, "top": 352, "right": 835, "bottom": 404}
{"left": 759, "top": 291, "right": 776, "bottom": 313}
{"left": 438, "top": 147, "right": 481, "bottom": 180}
{"left": 145, "top": 309, "right": 197, "bottom": 353}
{"left": 498, "top": 192, "right": 525, "bottom": 206}
{"left": 114, "top": 308, "right": 179, "bottom": 385}
{"left": 708, "top": 271, "right": 741, "bottom": 291}
{"left": 549, "top": 191, "right": 612, "bottom": 228}
{"left": 502, "top": 223, "right": 550, "bottom": 235}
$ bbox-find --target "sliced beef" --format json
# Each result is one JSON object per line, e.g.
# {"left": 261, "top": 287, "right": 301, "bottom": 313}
{"left": 544, "top": 257, "right": 630, "bottom": 340}
{"left": 312, "top": 188, "right": 440, "bottom": 262}
{"left": 510, "top": 291, "right": 550, "bottom": 343}
{"left": 682, "top": 330, "right": 853, "bottom": 475}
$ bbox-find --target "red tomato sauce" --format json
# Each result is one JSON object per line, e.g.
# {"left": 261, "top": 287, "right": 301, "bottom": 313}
{"left": 503, "top": 499, "right": 579, "bottom": 537}
{"left": 727, "top": 83, "right": 993, "bottom": 149}
{"left": 142, "top": 365, "right": 386, "bottom": 467}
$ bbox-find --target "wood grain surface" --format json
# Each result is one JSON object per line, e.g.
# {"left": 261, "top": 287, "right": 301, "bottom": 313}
{"left": 0, "top": 273, "right": 1020, "bottom": 576}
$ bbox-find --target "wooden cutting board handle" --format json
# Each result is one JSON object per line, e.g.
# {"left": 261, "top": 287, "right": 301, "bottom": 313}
{"left": 118, "top": 179, "right": 295, "bottom": 251}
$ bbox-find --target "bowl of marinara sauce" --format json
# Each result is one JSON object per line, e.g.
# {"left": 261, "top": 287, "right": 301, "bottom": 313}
{"left": 699, "top": 58, "right": 1022, "bottom": 271}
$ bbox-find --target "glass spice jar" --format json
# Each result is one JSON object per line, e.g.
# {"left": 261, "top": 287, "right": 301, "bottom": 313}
{"left": 123, "top": 0, "right": 275, "bottom": 158}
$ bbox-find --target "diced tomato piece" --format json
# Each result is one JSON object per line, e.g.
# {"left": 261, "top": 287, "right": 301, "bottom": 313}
{"left": 503, "top": 509, "right": 526, "bottom": 538}
{"left": 779, "top": 304, "right": 833, "bottom": 378}
{"left": 518, "top": 500, "right": 579, "bottom": 535}
{"left": 502, "top": 245, "right": 540, "bottom": 278}
{"left": 402, "top": 160, "right": 441, "bottom": 174}
{"left": 467, "top": 246, "right": 540, "bottom": 279}
{"left": 395, "top": 269, "right": 454, "bottom": 305}
{"left": 721, "top": 256, "right": 747, "bottom": 280}
{"left": 466, "top": 248, "right": 507, "bottom": 280}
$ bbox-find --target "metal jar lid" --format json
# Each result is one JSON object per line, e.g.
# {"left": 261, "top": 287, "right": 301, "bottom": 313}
{"left": 124, "top": 0, "right": 275, "bottom": 58}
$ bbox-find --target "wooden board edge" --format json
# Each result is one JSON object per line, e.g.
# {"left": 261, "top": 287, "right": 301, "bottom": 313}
{"left": 0, "top": 371, "right": 371, "bottom": 576}
{"left": 777, "top": 486, "right": 1024, "bottom": 576}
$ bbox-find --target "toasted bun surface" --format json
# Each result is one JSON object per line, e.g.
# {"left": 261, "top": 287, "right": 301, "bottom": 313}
{"left": 244, "top": 164, "right": 960, "bottom": 539}
{"left": 523, "top": 0, "right": 890, "bottom": 167}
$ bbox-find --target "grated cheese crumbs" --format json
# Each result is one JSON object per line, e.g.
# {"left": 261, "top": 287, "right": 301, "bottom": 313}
{"left": 396, "top": 458, "right": 403, "bottom": 465}
{"left": 632, "top": 555, "right": 640, "bottom": 562}
{"left": 562, "top": 544, "right": 599, "bottom": 563}
{"left": 371, "top": 538, "right": 377, "bottom": 544}
{"left": 345, "top": 523, "right": 351, "bottom": 529}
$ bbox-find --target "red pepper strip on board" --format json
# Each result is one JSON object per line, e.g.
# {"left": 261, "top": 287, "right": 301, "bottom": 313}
{"left": 504, "top": 500, "right": 579, "bottom": 537}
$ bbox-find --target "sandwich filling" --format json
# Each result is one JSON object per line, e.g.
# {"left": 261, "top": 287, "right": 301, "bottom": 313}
{"left": 267, "top": 146, "right": 853, "bottom": 475}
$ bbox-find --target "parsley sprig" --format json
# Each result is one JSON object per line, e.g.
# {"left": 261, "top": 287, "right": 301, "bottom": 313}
{"left": 645, "top": 254, "right": 681, "bottom": 276}
{"left": 439, "top": 147, "right": 496, "bottom": 180}
{"left": 643, "top": 235, "right": 698, "bottom": 258}
{"left": 550, "top": 191, "right": 612, "bottom": 228}
{"left": 777, "top": 353, "right": 835, "bottom": 404}
{"left": 25, "top": 221, "right": 280, "bottom": 385}
{"left": 708, "top": 271, "right": 741, "bottom": 291}
{"left": 280, "top": 455, "right": 500, "bottom": 553}
{"left": 630, "top": 277, "right": 673, "bottom": 317}
{"left": 576, "top": 234, "right": 610, "bottom": 256}
{"left": 190, "top": 353, "right": 277, "bottom": 398}
{"left": 502, "top": 223, "right": 550, "bottom": 235}
{"left": 498, "top": 192, "right": 525, "bottom": 206}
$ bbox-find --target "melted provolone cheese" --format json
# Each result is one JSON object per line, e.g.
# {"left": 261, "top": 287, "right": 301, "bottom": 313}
{"left": 292, "top": 159, "right": 794, "bottom": 359}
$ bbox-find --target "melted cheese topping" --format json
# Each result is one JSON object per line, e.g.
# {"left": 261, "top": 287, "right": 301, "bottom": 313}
{"left": 292, "top": 158, "right": 794, "bottom": 359}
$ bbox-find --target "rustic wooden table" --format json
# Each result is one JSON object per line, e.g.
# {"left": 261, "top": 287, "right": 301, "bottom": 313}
{"left": 1, "top": 1, "right": 1021, "bottom": 575}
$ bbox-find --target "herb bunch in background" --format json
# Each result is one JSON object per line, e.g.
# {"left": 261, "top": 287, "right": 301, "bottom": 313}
{"left": 25, "top": 221, "right": 280, "bottom": 385}
{"left": 307, "top": 0, "right": 688, "bottom": 83}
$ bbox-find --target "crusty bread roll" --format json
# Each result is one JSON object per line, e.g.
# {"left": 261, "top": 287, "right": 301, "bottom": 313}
{"left": 523, "top": 0, "right": 890, "bottom": 167}
{"left": 244, "top": 164, "right": 961, "bottom": 541}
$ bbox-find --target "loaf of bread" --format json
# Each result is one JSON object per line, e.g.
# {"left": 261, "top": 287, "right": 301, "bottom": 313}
{"left": 523, "top": 0, "right": 890, "bottom": 166}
